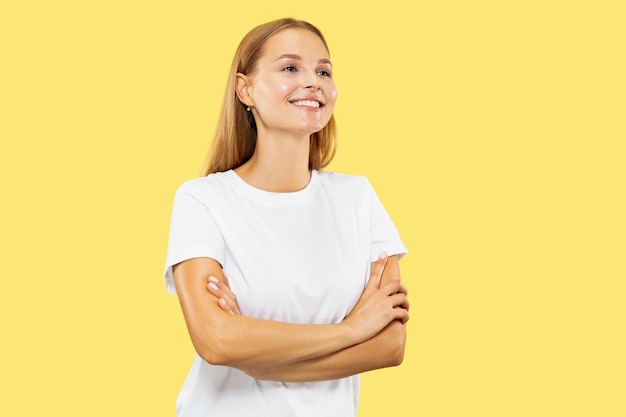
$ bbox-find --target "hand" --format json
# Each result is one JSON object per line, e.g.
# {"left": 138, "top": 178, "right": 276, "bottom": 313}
{"left": 207, "top": 275, "right": 241, "bottom": 315}
{"left": 342, "top": 253, "right": 409, "bottom": 344}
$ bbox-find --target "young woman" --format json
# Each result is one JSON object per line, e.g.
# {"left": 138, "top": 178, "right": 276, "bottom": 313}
{"left": 164, "top": 18, "right": 409, "bottom": 417}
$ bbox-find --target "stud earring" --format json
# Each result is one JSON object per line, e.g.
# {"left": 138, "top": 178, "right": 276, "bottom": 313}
{"left": 246, "top": 106, "right": 251, "bottom": 112}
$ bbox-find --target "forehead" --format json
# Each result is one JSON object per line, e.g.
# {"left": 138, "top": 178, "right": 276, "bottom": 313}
{"left": 260, "top": 28, "right": 330, "bottom": 61}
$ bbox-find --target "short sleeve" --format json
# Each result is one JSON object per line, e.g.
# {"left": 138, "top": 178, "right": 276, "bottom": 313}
{"left": 163, "top": 184, "right": 226, "bottom": 295}
{"left": 368, "top": 181, "right": 408, "bottom": 262}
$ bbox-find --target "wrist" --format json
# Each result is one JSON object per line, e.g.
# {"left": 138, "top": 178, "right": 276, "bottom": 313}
{"left": 339, "top": 319, "right": 363, "bottom": 347}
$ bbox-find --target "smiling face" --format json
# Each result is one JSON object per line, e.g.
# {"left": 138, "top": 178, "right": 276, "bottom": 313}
{"left": 236, "top": 28, "right": 337, "bottom": 139}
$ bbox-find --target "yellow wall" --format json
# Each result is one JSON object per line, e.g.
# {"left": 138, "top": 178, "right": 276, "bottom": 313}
{"left": 1, "top": 1, "right": 624, "bottom": 416}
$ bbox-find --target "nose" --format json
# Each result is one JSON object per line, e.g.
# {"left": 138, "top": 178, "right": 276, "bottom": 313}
{"left": 304, "top": 81, "right": 320, "bottom": 91}
{"left": 303, "top": 69, "right": 321, "bottom": 90}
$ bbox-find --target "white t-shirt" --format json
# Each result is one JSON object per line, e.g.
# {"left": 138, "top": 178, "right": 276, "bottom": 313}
{"left": 164, "top": 169, "right": 407, "bottom": 417}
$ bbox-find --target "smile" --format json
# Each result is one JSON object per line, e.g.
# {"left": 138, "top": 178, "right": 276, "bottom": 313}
{"left": 290, "top": 100, "right": 323, "bottom": 108}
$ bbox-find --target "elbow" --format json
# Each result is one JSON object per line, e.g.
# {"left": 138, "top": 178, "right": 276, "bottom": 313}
{"left": 193, "top": 337, "right": 226, "bottom": 366}
{"left": 196, "top": 345, "right": 226, "bottom": 366}
{"left": 190, "top": 322, "right": 235, "bottom": 366}
{"left": 390, "top": 344, "right": 405, "bottom": 367}
{"left": 387, "top": 341, "right": 405, "bottom": 367}
{"left": 386, "top": 321, "right": 407, "bottom": 367}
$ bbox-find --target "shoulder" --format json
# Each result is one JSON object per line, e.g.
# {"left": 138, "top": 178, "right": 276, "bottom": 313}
{"left": 316, "top": 170, "right": 371, "bottom": 191}
{"left": 170, "top": 172, "right": 238, "bottom": 213}
{"left": 314, "top": 171, "right": 375, "bottom": 209}
{"left": 175, "top": 171, "right": 233, "bottom": 200}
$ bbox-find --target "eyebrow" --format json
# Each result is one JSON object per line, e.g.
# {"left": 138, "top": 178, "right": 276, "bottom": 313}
{"left": 275, "top": 54, "right": 332, "bottom": 66}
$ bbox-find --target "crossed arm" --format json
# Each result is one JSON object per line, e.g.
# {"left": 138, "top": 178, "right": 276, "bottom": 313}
{"left": 173, "top": 254, "right": 409, "bottom": 381}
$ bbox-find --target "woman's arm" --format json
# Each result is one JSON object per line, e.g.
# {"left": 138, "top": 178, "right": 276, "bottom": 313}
{"left": 244, "top": 320, "right": 405, "bottom": 382}
{"left": 173, "top": 254, "right": 408, "bottom": 370}
{"left": 209, "top": 255, "right": 409, "bottom": 381}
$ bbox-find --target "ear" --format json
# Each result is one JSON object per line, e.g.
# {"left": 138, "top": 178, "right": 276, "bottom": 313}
{"left": 235, "top": 73, "right": 254, "bottom": 108}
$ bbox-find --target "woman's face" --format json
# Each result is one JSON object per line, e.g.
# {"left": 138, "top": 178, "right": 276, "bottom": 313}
{"left": 240, "top": 28, "right": 337, "bottom": 138}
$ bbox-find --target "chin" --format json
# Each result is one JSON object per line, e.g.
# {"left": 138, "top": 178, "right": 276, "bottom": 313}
{"left": 303, "top": 122, "right": 328, "bottom": 135}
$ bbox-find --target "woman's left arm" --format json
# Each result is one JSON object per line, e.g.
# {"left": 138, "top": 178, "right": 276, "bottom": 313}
{"left": 245, "top": 317, "right": 405, "bottom": 382}
{"left": 209, "top": 255, "right": 408, "bottom": 382}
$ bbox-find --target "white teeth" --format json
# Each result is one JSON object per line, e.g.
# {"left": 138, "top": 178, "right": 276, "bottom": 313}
{"left": 292, "top": 100, "right": 320, "bottom": 108}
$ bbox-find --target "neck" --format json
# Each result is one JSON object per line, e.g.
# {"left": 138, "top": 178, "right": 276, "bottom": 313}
{"left": 235, "top": 132, "right": 312, "bottom": 192}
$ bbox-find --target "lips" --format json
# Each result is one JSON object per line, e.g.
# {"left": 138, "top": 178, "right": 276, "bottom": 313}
{"left": 290, "top": 99, "right": 323, "bottom": 108}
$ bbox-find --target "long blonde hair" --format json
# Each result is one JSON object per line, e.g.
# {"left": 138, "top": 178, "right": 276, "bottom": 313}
{"left": 201, "top": 18, "right": 337, "bottom": 176}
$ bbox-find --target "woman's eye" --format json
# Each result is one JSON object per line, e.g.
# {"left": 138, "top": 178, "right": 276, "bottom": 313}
{"left": 282, "top": 65, "right": 297, "bottom": 72}
{"left": 317, "top": 70, "right": 332, "bottom": 78}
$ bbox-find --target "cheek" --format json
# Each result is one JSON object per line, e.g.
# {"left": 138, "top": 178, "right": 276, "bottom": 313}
{"left": 277, "top": 81, "right": 292, "bottom": 95}
{"left": 253, "top": 76, "right": 292, "bottom": 103}
{"left": 326, "top": 83, "right": 338, "bottom": 107}
{"left": 258, "top": 79, "right": 293, "bottom": 103}
{"left": 325, "top": 79, "right": 337, "bottom": 97}
{"left": 329, "top": 88, "right": 337, "bottom": 102}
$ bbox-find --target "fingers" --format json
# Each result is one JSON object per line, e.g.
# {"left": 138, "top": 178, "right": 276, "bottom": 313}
{"left": 381, "top": 280, "right": 408, "bottom": 297}
{"left": 207, "top": 276, "right": 241, "bottom": 315}
{"left": 367, "top": 252, "right": 388, "bottom": 290}
{"left": 345, "top": 276, "right": 411, "bottom": 340}
{"left": 371, "top": 289, "right": 409, "bottom": 324}
{"left": 393, "top": 304, "right": 410, "bottom": 324}
{"left": 383, "top": 281, "right": 410, "bottom": 323}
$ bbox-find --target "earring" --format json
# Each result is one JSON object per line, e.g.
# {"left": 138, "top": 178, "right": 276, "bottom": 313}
{"left": 246, "top": 106, "right": 251, "bottom": 112}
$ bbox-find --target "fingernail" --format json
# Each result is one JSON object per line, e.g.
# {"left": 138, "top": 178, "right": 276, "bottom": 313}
{"left": 208, "top": 276, "right": 218, "bottom": 283}
{"left": 208, "top": 282, "right": 218, "bottom": 291}
{"left": 379, "top": 251, "right": 388, "bottom": 259}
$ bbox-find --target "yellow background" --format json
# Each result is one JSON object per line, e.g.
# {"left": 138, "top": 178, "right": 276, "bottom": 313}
{"left": 1, "top": 1, "right": 624, "bottom": 416}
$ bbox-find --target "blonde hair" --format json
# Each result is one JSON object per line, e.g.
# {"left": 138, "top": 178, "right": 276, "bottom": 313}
{"left": 201, "top": 18, "right": 337, "bottom": 176}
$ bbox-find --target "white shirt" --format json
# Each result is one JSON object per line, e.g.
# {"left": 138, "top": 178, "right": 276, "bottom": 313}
{"left": 164, "top": 170, "right": 407, "bottom": 417}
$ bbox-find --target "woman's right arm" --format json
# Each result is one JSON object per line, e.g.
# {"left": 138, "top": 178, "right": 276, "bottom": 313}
{"left": 173, "top": 255, "right": 408, "bottom": 370}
